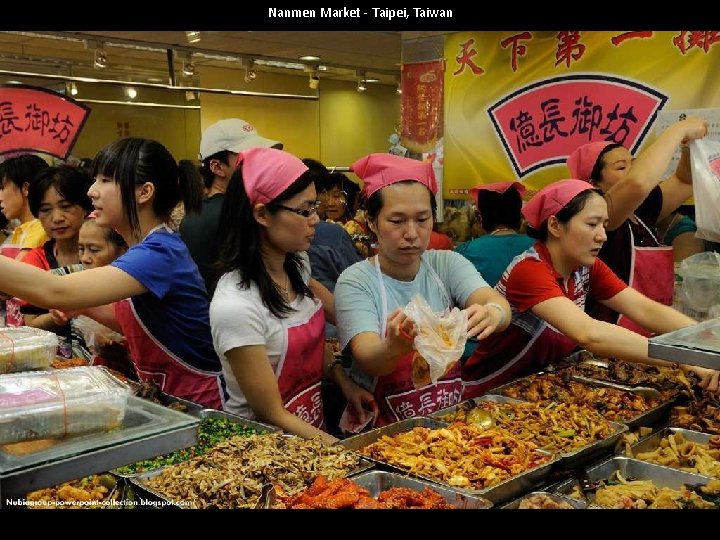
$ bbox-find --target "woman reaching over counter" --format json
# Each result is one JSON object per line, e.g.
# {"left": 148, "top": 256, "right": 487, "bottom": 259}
{"left": 462, "top": 179, "right": 719, "bottom": 399}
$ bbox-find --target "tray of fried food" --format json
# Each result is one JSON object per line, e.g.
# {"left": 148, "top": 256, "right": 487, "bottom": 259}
{"left": 275, "top": 471, "right": 492, "bottom": 509}
{"left": 130, "top": 432, "right": 370, "bottom": 509}
{"left": 25, "top": 473, "right": 125, "bottom": 509}
{"left": 553, "top": 456, "right": 720, "bottom": 509}
{"left": 432, "top": 395, "right": 627, "bottom": 469}
{"left": 501, "top": 491, "right": 586, "bottom": 509}
{"left": 669, "top": 390, "right": 720, "bottom": 435}
{"left": 340, "top": 418, "right": 556, "bottom": 505}
{"left": 624, "top": 427, "right": 720, "bottom": 479}
{"left": 493, "top": 371, "right": 670, "bottom": 428}
{"left": 553, "top": 351, "right": 695, "bottom": 400}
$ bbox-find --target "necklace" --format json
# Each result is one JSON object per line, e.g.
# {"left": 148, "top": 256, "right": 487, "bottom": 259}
{"left": 274, "top": 273, "right": 290, "bottom": 298}
{"left": 489, "top": 227, "right": 516, "bottom": 236}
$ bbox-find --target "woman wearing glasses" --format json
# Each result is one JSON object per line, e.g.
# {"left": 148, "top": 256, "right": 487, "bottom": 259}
{"left": 210, "top": 148, "right": 375, "bottom": 443}
{"left": 334, "top": 154, "right": 511, "bottom": 428}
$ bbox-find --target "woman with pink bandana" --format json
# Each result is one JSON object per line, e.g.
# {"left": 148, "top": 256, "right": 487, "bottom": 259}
{"left": 210, "top": 148, "right": 375, "bottom": 444}
{"left": 462, "top": 180, "right": 719, "bottom": 399}
{"left": 566, "top": 117, "right": 707, "bottom": 335}
{"left": 335, "top": 153, "right": 511, "bottom": 428}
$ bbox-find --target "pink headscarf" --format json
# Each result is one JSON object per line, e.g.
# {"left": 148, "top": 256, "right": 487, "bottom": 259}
{"left": 469, "top": 181, "right": 526, "bottom": 200}
{"left": 566, "top": 141, "right": 615, "bottom": 182}
{"left": 351, "top": 153, "right": 437, "bottom": 199}
{"left": 236, "top": 147, "right": 309, "bottom": 206}
{"left": 522, "top": 179, "right": 596, "bottom": 229}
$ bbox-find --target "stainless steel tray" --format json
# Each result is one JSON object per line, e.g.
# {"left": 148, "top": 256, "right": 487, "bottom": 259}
{"left": 492, "top": 373, "right": 675, "bottom": 429}
{"left": 552, "top": 456, "right": 711, "bottom": 504}
{"left": 0, "top": 396, "right": 198, "bottom": 504}
{"left": 501, "top": 491, "right": 587, "bottom": 509}
{"left": 113, "top": 409, "right": 281, "bottom": 478}
{"left": 350, "top": 470, "right": 492, "bottom": 509}
{"left": 429, "top": 394, "right": 524, "bottom": 420}
{"left": 338, "top": 416, "right": 558, "bottom": 505}
{"left": 649, "top": 318, "right": 720, "bottom": 369}
{"left": 439, "top": 394, "right": 628, "bottom": 470}
{"left": 626, "top": 427, "right": 717, "bottom": 479}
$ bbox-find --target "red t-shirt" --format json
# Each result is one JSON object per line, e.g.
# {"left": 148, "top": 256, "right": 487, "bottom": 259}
{"left": 427, "top": 230, "right": 454, "bottom": 250}
{"left": 462, "top": 242, "right": 627, "bottom": 394}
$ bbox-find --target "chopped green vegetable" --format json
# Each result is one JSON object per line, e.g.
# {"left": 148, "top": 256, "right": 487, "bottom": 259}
{"left": 114, "top": 417, "right": 265, "bottom": 474}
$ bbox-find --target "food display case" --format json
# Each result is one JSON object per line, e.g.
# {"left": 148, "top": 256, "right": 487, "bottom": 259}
{"left": 0, "top": 395, "right": 199, "bottom": 505}
{"left": 649, "top": 317, "right": 720, "bottom": 369}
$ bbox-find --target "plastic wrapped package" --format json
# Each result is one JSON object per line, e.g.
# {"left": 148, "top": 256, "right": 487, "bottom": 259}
{"left": 0, "top": 366, "right": 131, "bottom": 445}
{"left": 0, "top": 326, "right": 58, "bottom": 374}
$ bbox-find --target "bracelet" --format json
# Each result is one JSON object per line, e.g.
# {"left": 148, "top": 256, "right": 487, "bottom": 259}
{"left": 484, "top": 302, "right": 507, "bottom": 327}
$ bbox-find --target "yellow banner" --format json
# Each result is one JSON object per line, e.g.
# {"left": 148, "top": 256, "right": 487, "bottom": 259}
{"left": 444, "top": 31, "right": 720, "bottom": 198}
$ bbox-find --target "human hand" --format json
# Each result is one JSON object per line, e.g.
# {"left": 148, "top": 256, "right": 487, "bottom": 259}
{"left": 677, "top": 116, "right": 708, "bottom": 143}
{"left": 343, "top": 383, "right": 378, "bottom": 424}
{"left": 385, "top": 308, "right": 417, "bottom": 356}
{"left": 685, "top": 365, "right": 720, "bottom": 393}
{"left": 465, "top": 303, "right": 502, "bottom": 340}
{"left": 49, "top": 309, "right": 71, "bottom": 326}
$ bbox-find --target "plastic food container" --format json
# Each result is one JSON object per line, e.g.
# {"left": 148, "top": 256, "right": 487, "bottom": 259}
{"left": 0, "top": 326, "right": 58, "bottom": 374}
{"left": 0, "top": 366, "right": 131, "bottom": 444}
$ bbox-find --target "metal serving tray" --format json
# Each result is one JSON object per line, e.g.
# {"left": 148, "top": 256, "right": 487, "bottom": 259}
{"left": 0, "top": 396, "right": 198, "bottom": 505}
{"left": 491, "top": 373, "right": 675, "bottom": 429}
{"left": 432, "top": 394, "right": 628, "bottom": 470}
{"left": 627, "top": 427, "right": 716, "bottom": 478}
{"left": 501, "top": 491, "right": 587, "bottom": 509}
{"left": 649, "top": 318, "right": 720, "bottom": 369}
{"left": 113, "top": 409, "right": 281, "bottom": 478}
{"left": 338, "top": 416, "right": 558, "bottom": 505}
{"left": 552, "top": 456, "right": 711, "bottom": 504}
{"left": 350, "top": 470, "right": 492, "bottom": 509}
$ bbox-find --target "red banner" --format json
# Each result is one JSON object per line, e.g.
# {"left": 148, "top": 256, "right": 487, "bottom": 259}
{"left": 487, "top": 75, "right": 667, "bottom": 177}
{"left": 0, "top": 85, "right": 90, "bottom": 160}
{"left": 401, "top": 60, "right": 444, "bottom": 153}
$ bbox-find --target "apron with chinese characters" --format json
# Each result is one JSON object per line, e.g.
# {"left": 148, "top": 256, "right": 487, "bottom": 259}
{"left": 2, "top": 234, "right": 29, "bottom": 327}
{"left": 275, "top": 298, "right": 326, "bottom": 430}
{"left": 616, "top": 217, "right": 674, "bottom": 337}
{"left": 113, "top": 225, "right": 224, "bottom": 409}
{"left": 372, "top": 255, "right": 463, "bottom": 427}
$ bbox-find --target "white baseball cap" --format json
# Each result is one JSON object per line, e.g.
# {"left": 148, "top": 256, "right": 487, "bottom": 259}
{"left": 199, "top": 118, "right": 282, "bottom": 161}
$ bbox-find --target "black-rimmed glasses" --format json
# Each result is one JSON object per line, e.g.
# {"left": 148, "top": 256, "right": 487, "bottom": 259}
{"left": 272, "top": 200, "right": 321, "bottom": 218}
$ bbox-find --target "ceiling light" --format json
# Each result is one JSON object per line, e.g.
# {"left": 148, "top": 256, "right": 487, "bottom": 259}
{"left": 185, "top": 31, "right": 201, "bottom": 44}
{"left": 299, "top": 55, "right": 320, "bottom": 61}
{"left": 93, "top": 44, "right": 107, "bottom": 69}
{"left": 185, "top": 90, "right": 197, "bottom": 101}
{"left": 363, "top": 78, "right": 380, "bottom": 83}
{"left": 67, "top": 81, "right": 78, "bottom": 96}
{"left": 308, "top": 70, "right": 320, "bottom": 90}
{"left": 241, "top": 58, "right": 257, "bottom": 83}
{"left": 182, "top": 52, "right": 196, "bottom": 77}
{"left": 125, "top": 87, "right": 137, "bottom": 99}
{"left": 396, "top": 75, "right": 402, "bottom": 95}
{"left": 318, "top": 65, "right": 328, "bottom": 71}
{"left": 356, "top": 70, "right": 367, "bottom": 92}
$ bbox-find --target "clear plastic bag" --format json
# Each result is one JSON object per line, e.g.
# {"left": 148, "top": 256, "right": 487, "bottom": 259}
{"left": 403, "top": 294, "right": 468, "bottom": 388}
{"left": 72, "top": 315, "right": 124, "bottom": 353}
{"left": 679, "top": 252, "right": 720, "bottom": 313}
{"left": 689, "top": 139, "right": 720, "bottom": 243}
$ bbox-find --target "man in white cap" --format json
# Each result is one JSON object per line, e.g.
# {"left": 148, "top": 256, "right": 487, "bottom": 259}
{"left": 180, "top": 119, "right": 282, "bottom": 292}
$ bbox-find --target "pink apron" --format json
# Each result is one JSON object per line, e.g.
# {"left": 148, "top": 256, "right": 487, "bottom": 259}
{"left": 371, "top": 255, "right": 464, "bottom": 427}
{"left": 462, "top": 322, "right": 577, "bottom": 400}
{"left": 275, "top": 299, "right": 326, "bottom": 429}
{"left": 616, "top": 217, "right": 674, "bottom": 337}
{"left": 114, "top": 299, "right": 224, "bottom": 409}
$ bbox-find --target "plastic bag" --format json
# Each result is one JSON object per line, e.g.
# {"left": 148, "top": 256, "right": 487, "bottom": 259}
{"left": 689, "top": 139, "right": 720, "bottom": 243}
{"left": 679, "top": 252, "right": 720, "bottom": 313}
{"left": 72, "top": 315, "right": 125, "bottom": 352}
{"left": 403, "top": 294, "right": 468, "bottom": 388}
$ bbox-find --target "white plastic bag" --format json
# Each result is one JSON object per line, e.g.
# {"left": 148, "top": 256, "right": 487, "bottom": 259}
{"left": 72, "top": 315, "right": 125, "bottom": 352}
{"left": 403, "top": 294, "right": 468, "bottom": 388}
{"left": 689, "top": 139, "right": 720, "bottom": 243}
{"left": 679, "top": 252, "right": 720, "bottom": 313}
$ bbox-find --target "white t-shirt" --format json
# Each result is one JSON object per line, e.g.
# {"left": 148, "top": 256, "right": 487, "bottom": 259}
{"left": 209, "top": 253, "right": 320, "bottom": 418}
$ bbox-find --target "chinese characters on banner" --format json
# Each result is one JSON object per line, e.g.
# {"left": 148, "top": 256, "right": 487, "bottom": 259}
{"left": 444, "top": 31, "right": 720, "bottom": 196}
{"left": 0, "top": 85, "right": 90, "bottom": 159}
{"left": 400, "top": 60, "right": 444, "bottom": 153}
